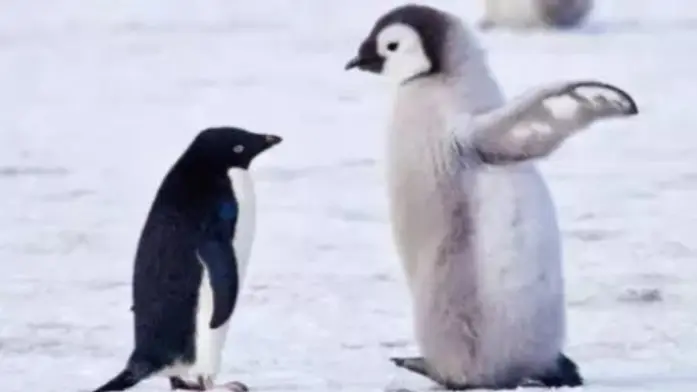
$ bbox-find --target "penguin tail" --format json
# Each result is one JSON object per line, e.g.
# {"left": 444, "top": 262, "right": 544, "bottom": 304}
{"left": 91, "top": 357, "right": 161, "bottom": 392}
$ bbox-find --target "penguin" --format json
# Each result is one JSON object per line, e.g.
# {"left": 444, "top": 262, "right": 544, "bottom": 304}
{"left": 479, "top": 0, "right": 593, "bottom": 30}
{"left": 345, "top": 4, "right": 637, "bottom": 390}
{"left": 90, "top": 126, "right": 283, "bottom": 392}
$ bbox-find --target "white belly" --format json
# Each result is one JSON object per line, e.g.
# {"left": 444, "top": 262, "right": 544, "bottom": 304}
{"left": 188, "top": 168, "right": 257, "bottom": 380}
{"left": 472, "top": 165, "right": 565, "bottom": 373}
{"left": 227, "top": 167, "right": 257, "bottom": 282}
{"left": 473, "top": 164, "right": 563, "bottom": 307}
{"left": 404, "top": 164, "right": 565, "bottom": 384}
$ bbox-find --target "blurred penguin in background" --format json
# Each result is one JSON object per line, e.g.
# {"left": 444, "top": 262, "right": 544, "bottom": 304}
{"left": 480, "top": 0, "right": 593, "bottom": 30}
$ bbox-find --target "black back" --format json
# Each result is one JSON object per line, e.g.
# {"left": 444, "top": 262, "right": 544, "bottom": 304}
{"left": 131, "top": 160, "right": 236, "bottom": 364}
{"left": 90, "top": 127, "right": 282, "bottom": 392}
{"left": 128, "top": 127, "right": 280, "bottom": 364}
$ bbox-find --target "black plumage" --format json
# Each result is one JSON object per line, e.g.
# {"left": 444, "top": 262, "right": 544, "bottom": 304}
{"left": 91, "top": 127, "right": 282, "bottom": 392}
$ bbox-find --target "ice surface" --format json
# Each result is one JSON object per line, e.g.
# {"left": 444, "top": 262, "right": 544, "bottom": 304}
{"left": 1, "top": 0, "right": 697, "bottom": 391}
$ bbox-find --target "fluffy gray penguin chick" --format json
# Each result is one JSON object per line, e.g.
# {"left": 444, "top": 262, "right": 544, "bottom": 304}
{"left": 346, "top": 4, "right": 637, "bottom": 390}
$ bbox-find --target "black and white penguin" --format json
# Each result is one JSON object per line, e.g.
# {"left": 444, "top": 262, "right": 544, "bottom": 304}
{"left": 90, "top": 126, "right": 283, "bottom": 392}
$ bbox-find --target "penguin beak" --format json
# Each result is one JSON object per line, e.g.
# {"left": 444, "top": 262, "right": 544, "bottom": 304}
{"left": 345, "top": 40, "right": 384, "bottom": 73}
{"left": 345, "top": 55, "right": 384, "bottom": 72}
{"left": 344, "top": 56, "right": 363, "bottom": 70}
{"left": 264, "top": 134, "right": 283, "bottom": 146}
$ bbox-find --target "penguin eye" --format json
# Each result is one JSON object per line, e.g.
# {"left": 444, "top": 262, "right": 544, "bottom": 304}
{"left": 387, "top": 42, "right": 399, "bottom": 52}
{"left": 233, "top": 145, "right": 244, "bottom": 153}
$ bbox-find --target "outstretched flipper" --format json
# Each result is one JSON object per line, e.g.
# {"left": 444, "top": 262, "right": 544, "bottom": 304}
{"left": 196, "top": 200, "right": 240, "bottom": 329}
{"left": 469, "top": 80, "right": 638, "bottom": 164}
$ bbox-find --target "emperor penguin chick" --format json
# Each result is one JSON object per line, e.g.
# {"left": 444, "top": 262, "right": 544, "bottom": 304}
{"left": 90, "top": 127, "right": 283, "bottom": 392}
{"left": 346, "top": 4, "right": 637, "bottom": 390}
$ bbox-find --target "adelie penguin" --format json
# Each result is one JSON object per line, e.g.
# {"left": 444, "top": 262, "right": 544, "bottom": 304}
{"left": 90, "top": 127, "right": 282, "bottom": 392}
{"left": 346, "top": 4, "right": 638, "bottom": 391}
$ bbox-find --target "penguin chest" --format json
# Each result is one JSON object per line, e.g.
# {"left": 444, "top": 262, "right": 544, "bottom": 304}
{"left": 190, "top": 168, "right": 257, "bottom": 378}
{"left": 226, "top": 167, "right": 257, "bottom": 283}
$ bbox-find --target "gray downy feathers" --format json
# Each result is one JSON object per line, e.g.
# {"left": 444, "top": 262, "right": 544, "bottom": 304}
{"left": 385, "top": 12, "right": 565, "bottom": 387}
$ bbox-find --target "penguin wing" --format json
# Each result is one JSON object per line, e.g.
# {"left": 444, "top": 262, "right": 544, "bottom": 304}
{"left": 196, "top": 200, "right": 240, "bottom": 329}
{"left": 470, "top": 81, "right": 637, "bottom": 164}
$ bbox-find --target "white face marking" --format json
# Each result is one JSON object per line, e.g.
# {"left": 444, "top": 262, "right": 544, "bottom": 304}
{"left": 233, "top": 145, "right": 244, "bottom": 153}
{"left": 376, "top": 23, "right": 432, "bottom": 84}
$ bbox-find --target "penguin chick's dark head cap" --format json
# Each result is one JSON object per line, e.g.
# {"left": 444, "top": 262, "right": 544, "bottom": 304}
{"left": 185, "top": 126, "right": 282, "bottom": 170}
{"left": 345, "top": 4, "right": 449, "bottom": 82}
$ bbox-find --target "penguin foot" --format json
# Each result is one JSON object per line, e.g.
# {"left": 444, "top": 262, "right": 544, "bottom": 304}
{"left": 390, "top": 357, "right": 465, "bottom": 389}
{"left": 170, "top": 376, "right": 230, "bottom": 391}
{"left": 169, "top": 377, "right": 206, "bottom": 391}
{"left": 529, "top": 353, "right": 584, "bottom": 388}
{"left": 219, "top": 381, "right": 249, "bottom": 392}
{"left": 390, "top": 356, "right": 431, "bottom": 379}
{"left": 391, "top": 357, "right": 527, "bottom": 390}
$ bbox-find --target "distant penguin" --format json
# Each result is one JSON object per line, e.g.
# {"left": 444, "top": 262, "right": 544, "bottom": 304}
{"left": 479, "top": 0, "right": 593, "bottom": 30}
{"left": 90, "top": 127, "right": 283, "bottom": 392}
{"left": 346, "top": 4, "right": 637, "bottom": 390}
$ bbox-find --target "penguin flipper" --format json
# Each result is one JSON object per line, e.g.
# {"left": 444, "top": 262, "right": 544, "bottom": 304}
{"left": 197, "top": 238, "right": 239, "bottom": 330}
{"left": 471, "top": 81, "right": 637, "bottom": 164}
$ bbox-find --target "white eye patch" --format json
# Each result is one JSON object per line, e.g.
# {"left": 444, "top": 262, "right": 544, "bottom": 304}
{"left": 375, "top": 23, "right": 431, "bottom": 83}
{"left": 233, "top": 145, "right": 245, "bottom": 153}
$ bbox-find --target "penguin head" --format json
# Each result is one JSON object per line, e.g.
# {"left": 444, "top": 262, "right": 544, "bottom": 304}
{"left": 345, "top": 4, "right": 449, "bottom": 84}
{"left": 188, "top": 127, "right": 283, "bottom": 170}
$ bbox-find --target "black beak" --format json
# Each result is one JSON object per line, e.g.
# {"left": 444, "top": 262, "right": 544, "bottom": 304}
{"left": 345, "top": 56, "right": 363, "bottom": 70}
{"left": 344, "top": 55, "right": 384, "bottom": 72}
{"left": 346, "top": 38, "right": 384, "bottom": 73}
{"left": 265, "top": 134, "right": 283, "bottom": 146}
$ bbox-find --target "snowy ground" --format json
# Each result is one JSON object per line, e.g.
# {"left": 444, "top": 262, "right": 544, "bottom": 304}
{"left": 1, "top": 0, "right": 697, "bottom": 391}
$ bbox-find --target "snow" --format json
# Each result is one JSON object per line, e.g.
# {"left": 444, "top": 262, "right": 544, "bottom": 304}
{"left": 1, "top": 0, "right": 696, "bottom": 391}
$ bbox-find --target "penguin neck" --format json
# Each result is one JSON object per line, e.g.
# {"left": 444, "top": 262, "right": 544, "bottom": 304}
{"left": 386, "top": 35, "right": 507, "bottom": 282}
{"left": 389, "top": 49, "right": 505, "bottom": 161}
{"left": 438, "top": 20, "right": 506, "bottom": 114}
{"left": 444, "top": 57, "right": 505, "bottom": 114}
{"left": 175, "top": 146, "right": 244, "bottom": 180}
{"left": 159, "top": 155, "right": 232, "bottom": 206}
{"left": 393, "top": 57, "right": 504, "bottom": 127}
